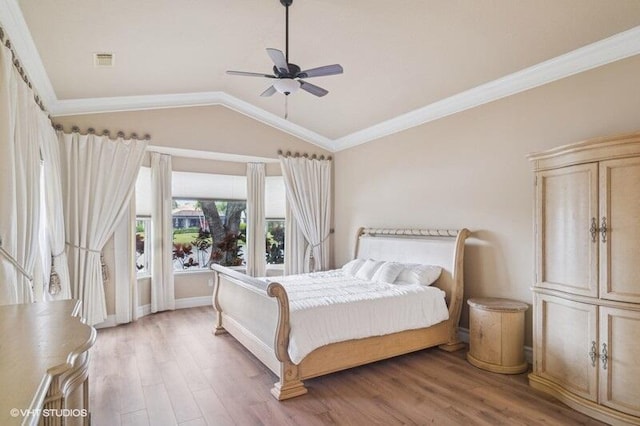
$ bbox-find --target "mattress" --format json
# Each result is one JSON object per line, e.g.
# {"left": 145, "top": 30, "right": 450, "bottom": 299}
{"left": 265, "top": 269, "right": 450, "bottom": 363}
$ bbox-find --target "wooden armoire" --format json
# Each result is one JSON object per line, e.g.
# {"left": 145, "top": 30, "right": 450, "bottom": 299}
{"left": 528, "top": 132, "right": 640, "bottom": 425}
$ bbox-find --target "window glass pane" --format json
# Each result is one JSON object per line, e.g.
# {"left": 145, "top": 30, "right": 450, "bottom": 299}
{"left": 266, "top": 219, "right": 285, "bottom": 265}
{"left": 172, "top": 199, "right": 246, "bottom": 270}
{"left": 135, "top": 218, "right": 150, "bottom": 275}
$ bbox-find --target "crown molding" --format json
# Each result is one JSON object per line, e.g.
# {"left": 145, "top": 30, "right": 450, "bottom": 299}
{"left": 0, "top": 0, "right": 57, "bottom": 107}
{"left": 330, "top": 25, "right": 640, "bottom": 151}
{"left": 1, "top": 0, "right": 639, "bottom": 154}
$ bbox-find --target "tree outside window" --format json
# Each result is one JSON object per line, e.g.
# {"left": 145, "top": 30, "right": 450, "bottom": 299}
{"left": 172, "top": 199, "right": 247, "bottom": 270}
{"left": 266, "top": 219, "right": 285, "bottom": 265}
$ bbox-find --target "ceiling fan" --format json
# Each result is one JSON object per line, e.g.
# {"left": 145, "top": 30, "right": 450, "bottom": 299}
{"left": 226, "top": 0, "right": 343, "bottom": 98}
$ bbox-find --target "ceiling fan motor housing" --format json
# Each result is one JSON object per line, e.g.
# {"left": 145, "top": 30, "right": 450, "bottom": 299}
{"left": 273, "top": 63, "right": 300, "bottom": 78}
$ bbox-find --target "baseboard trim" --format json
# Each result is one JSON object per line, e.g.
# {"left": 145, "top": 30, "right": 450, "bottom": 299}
{"left": 457, "top": 327, "right": 532, "bottom": 365}
{"left": 174, "top": 295, "right": 212, "bottom": 310}
{"left": 137, "top": 304, "right": 152, "bottom": 319}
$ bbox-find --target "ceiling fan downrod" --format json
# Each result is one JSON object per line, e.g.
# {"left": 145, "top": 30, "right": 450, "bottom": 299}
{"left": 281, "top": 0, "right": 293, "bottom": 63}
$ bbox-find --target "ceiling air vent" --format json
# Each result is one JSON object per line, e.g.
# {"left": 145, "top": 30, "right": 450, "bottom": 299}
{"left": 93, "top": 53, "right": 114, "bottom": 67}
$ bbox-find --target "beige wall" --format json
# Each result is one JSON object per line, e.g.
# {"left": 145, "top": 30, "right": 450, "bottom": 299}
{"left": 55, "top": 105, "right": 325, "bottom": 317}
{"left": 53, "top": 105, "right": 330, "bottom": 159}
{"left": 333, "top": 55, "right": 640, "bottom": 346}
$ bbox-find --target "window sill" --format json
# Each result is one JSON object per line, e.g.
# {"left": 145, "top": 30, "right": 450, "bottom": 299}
{"left": 174, "top": 268, "right": 215, "bottom": 276}
{"left": 136, "top": 274, "right": 151, "bottom": 280}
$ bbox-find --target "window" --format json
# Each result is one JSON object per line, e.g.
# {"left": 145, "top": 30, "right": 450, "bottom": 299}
{"left": 266, "top": 219, "right": 284, "bottom": 264}
{"left": 134, "top": 169, "right": 287, "bottom": 274}
{"left": 172, "top": 199, "right": 246, "bottom": 270}
{"left": 135, "top": 217, "right": 151, "bottom": 275}
{"left": 265, "top": 176, "right": 286, "bottom": 265}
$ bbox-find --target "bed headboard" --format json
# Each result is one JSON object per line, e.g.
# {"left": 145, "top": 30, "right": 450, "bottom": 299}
{"left": 354, "top": 227, "right": 471, "bottom": 326}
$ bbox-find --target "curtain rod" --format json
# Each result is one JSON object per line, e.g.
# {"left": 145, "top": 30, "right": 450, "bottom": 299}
{"left": 0, "top": 26, "right": 50, "bottom": 117}
{"left": 0, "top": 237, "right": 33, "bottom": 282}
{"left": 54, "top": 125, "right": 151, "bottom": 141}
{"left": 278, "top": 149, "right": 332, "bottom": 161}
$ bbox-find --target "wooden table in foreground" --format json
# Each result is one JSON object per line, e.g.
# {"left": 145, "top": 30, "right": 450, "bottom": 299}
{"left": 0, "top": 300, "right": 96, "bottom": 426}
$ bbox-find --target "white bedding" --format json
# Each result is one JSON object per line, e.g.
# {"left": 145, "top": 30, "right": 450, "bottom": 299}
{"left": 265, "top": 269, "right": 450, "bottom": 364}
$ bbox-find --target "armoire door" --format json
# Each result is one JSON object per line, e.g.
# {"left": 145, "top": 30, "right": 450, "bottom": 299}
{"left": 536, "top": 163, "right": 599, "bottom": 297}
{"left": 598, "top": 306, "right": 640, "bottom": 417}
{"left": 534, "top": 293, "right": 598, "bottom": 402}
{"left": 599, "top": 157, "right": 640, "bottom": 304}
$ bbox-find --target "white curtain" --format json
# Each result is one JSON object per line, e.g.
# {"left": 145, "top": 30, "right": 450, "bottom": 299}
{"left": 0, "top": 42, "right": 42, "bottom": 305}
{"left": 246, "top": 163, "right": 266, "bottom": 277}
{"left": 284, "top": 200, "right": 308, "bottom": 275}
{"left": 40, "top": 117, "right": 71, "bottom": 300}
{"left": 114, "top": 198, "right": 138, "bottom": 324}
{"left": 280, "top": 156, "right": 332, "bottom": 272}
{"left": 150, "top": 152, "right": 174, "bottom": 313}
{"left": 59, "top": 131, "right": 147, "bottom": 325}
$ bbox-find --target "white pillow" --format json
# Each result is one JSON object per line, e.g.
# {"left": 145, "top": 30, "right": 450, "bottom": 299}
{"left": 372, "top": 262, "right": 404, "bottom": 283}
{"left": 341, "top": 259, "right": 366, "bottom": 276}
{"left": 355, "top": 259, "right": 385, "bottom": 281}
{"left": 396, "top": 264, "right": 442, "bottom": 286}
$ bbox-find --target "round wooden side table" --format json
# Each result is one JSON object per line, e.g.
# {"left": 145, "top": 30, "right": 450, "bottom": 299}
{"left": 467, "top": 297, "right": 529, "bottom": 374}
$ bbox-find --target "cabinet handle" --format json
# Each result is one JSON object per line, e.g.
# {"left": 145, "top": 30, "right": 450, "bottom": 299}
{"left": 601, "top": 217, "right": 607, "bottom": 243}
{"left": 600, "top": 343, "right": 608, "bottom": 370}
{"left": 588, "top": 341, "right": 597, "bottom": 367}
{"left": 590, "top": 218, "right": 598, "bottom": 243}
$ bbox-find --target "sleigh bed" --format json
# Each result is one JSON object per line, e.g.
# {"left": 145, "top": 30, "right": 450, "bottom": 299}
{"left": 211, "top": 227, "right": 471, "bottom": 400}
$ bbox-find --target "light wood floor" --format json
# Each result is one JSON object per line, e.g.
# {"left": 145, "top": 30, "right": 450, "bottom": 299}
{"left": 89, "top": 306, "right": 604, "bottom": 426}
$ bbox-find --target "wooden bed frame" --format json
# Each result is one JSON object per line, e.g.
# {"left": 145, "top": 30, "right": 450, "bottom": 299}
{"left": 211, "top": 227, "right": 471, "bottom": 400}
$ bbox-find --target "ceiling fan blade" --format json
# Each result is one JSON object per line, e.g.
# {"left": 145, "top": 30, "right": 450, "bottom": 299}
{"left": 297, "top": 64, "right": 343, "bottom": 79}
{"left": 299, "top": 80, "right": 328, "bottom": 97}
{"left": 266, "top": 48, "right": 290, "bottom": 74}
{"left": 226, "top": 70, "right": 275, "bottom": 78}
{"left": 260, "top": 85, "right": 277, "bottom": 97}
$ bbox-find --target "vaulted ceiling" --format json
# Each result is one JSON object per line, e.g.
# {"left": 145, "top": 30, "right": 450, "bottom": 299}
{"left": 5, "top": 0, "right": 640, "bottom": 151}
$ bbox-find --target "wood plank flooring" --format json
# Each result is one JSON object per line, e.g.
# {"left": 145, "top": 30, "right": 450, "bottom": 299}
{"left": 89, "top": 306, "right": 604, "bottom": 426}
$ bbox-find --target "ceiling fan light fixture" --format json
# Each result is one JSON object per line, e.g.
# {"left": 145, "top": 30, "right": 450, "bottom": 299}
{"left": 273, "top": 78, "right": 300, "bottom": 95}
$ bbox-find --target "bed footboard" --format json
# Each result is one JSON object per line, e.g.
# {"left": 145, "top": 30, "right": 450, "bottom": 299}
{"left": 266, "top": 283, "right": 308, "bottom": 400}
{"left": 211, "top": 265, "right": 307, "bottom": 400}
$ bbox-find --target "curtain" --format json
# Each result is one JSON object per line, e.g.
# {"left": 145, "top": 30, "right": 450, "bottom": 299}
{"left": 0, "top": 42, "right": 42, "bottom": 305}
{"left": 280, "top": 156, "right": 332, "bottom": 272}
{"left": 59, "top": 131, "right": 147, "bottom": 325}
{"left": 284, "top": 199, "right": 308, "bottom": 275}
{"left": 40, "top": 114, "right": 71, "bottom": 300}
{"left": 150, "top": 152, "right": 174, "bottom": 313}
{"left": 246, "top": 163, "right": 266, "bottom": 277}
{"left": 114, "top": 198, "right": 138, "bottom": 324}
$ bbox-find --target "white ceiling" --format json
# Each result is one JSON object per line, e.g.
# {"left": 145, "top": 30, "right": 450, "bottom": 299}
{"left": 4, "top": 0, "right": 640, "bottom": 151}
